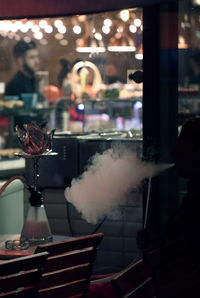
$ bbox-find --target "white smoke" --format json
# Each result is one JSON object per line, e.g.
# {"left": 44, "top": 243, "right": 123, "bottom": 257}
{"left": 64, "top": 144, "right": 173, "bottom": 224}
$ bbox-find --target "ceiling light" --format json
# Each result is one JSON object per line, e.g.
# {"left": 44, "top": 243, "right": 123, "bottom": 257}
{"left": 39, "top": 20, "right": 48, "bottom": 29}
{"left": 102, "top": 26, "right": 110, "bottom": 34}
{"left": 104, "top": 19, "right": 112, "bottom": 27}
{"left": 58, "top": 26, "right": 66, "bottom": 34}
{"left": 134, "top": 18, "right": 142, "bottom": 27}
{"left": 76, "top": 21, "right": 105, "bottom": 53}
{"left": 129, "top": 25, "right": 137, "bottom": 33}
{"left": 135, "top": 44, "right": 143, "bottom": 60}
{"left": 45, "top": 25, "right": 53, "bottom": 33}
{"left": 120, "top": 10, "right": 130, "bottom": 22}
{"left": 108, "top": 33, "right": 136, "bottom": 52}
{"left": 20, "top": 24, "right": 29, "bottom": 33}
{"left": 32, "top": 25, "right": 40, "bottom": 33}
{"left": 192, "top": 0, "right": 200, "bottom": 5}
{"left": 94, "top": 32, "right": 102, "bottom": 40}
{"left": 54, "top": 20, "right": 63, "bottom": 28}
{"left": 73, "top": 25, "right": 81, "bottom": 34}
{"left": 76, "top": 46, "right": 105, "bottom": 53}
{"left": 34, "top": 31, "right": 43, "bottom": 40}
{"left": 178, "top": 35, "right": 188, "bottom": 49}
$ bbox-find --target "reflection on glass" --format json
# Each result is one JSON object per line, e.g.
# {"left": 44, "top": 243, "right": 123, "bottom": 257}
{"left": 0, "top": 8, "right": 143, "bottom": 152}
{"left": 178, "top": 0, "right": 200, "bottom": 127}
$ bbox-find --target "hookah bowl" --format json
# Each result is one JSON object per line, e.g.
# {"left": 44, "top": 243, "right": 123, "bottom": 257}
{"left": 15, "top": 152, "right": 57, "bottom": 245}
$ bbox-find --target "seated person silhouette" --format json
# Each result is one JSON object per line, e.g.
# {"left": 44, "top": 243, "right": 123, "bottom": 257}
{"left": 137, "top": 118, "right": 200, "bottom": 253}
{"left": 167, "top": 118, "right": 200, "bottom": 255}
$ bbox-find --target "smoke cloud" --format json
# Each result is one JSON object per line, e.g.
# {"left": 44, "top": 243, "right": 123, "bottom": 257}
{"left": 64, "top": 144, "right": 173, "bottom": 224}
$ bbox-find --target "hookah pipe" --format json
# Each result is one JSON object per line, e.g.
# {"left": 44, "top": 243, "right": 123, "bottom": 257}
{"left": 144, "top": 176, "right": 152, "bottom": 230}
{"left": 0, "top": 176, "right": 28, "bottom": 196}
{"left": 0, "top": 175, "right": 43, "bottom": 207}
{"left": 140, "top": 176, "right": 152, "bottom": 263}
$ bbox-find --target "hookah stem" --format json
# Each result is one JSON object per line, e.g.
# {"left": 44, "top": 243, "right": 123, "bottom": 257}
{"left": 144, "top": 176, "right": 152, "bottom": 230}
{"left": 33, "top": 157, "right": 40, "bottom": 221}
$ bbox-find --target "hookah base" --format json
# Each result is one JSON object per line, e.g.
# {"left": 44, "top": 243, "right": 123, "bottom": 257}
{"left": 20, "top": 234, "right": 53, "bottom": 245}
{"left": 20, "top": 218, "right": 53, "bottom": 246}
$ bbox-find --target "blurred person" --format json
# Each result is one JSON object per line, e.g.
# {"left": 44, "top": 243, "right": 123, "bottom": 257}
{"left": 188, "top": 52, "right": 200, "bottom": 87}
{"left": 167, "top": 118, "right": 200, "bottom": 249}
{"left": 6, "top": 40, "right": 40, "bottom": 98}
{"left": 104, "top": 62, "right": 125, "bottom": 84}
{"left": 57, "top": 58, "right": 73, "bottom": 98}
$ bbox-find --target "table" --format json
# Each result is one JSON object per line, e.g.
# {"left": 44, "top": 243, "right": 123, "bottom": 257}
{"left": 0, "top": 234, "right": 70, "bottom": 260}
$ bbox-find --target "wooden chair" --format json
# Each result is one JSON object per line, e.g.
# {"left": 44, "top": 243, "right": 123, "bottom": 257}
{"left": 34, "top": 233, "right": 104, "bottom": 298}
{"left": 143, "top": 240, "right": 200, "bottom": 298}
{"left": 100, "top": 259, "right": 156, "bottom": 298}
{"left": 0, "top": 251, "right": 49, "bottom": 298}
{"left": 88, "top": 258, "right": 156, "bottom": 298}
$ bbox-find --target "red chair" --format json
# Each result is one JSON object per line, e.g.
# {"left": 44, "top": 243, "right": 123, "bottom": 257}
{"left": 0, "top": 252, "right": 49, "bottom": 298}
{"left": 88, "top": 259, "right": 156, "bottom": 298}
{"left": 35, "top": 233, "right": 104, "bottom": 298}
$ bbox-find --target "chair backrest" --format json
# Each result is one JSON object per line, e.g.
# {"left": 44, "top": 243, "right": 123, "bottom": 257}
{"left": 111, "top": 259, "right": 156, "bottom": 298}
{"left": 35, "top": 233, "right": 104, "bottom": 298}
{"left": 0, "top": 252, "right": 49, "bottom": 298}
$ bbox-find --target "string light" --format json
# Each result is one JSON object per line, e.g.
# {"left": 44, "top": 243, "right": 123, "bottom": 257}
{"left": 0, "top": 10, "right": 143, "bottom": 57}
{"left": 45, "top": 25, "right": 53, "bottom": 34}
{"left": 120, "top": 10, "right": 130, "bottom": 22}
{"left": 129, "top": 24, "right": 137, "bottom": 33}
{"left": 104, "top": 19, "right": 112, "bottom": 27}
{"left": 39, "top": 20, "right": 48, "bottom": 29}
{"left": 58, "top": 26, "right": 66, "bottom": 34}
{"left": 54, "top": 20, "right": 63, "bottom": 28}
{"left": 73, "top": 25, "right": 81, "bottom": 34}
{"left": 102, "top": 25, "right": 110, "bottom": 34}
{"left": 134, "top": 18, "right": 142, "bottom": 27}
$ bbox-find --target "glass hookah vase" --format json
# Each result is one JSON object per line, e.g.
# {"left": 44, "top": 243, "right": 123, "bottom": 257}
{"left": 20, "top": 155, "right": 53, "bottom": 244}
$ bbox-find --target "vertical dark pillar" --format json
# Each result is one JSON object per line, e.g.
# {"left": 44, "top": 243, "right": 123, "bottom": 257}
{"left": 143, "top": 1, "right": 178, "bottom": 239}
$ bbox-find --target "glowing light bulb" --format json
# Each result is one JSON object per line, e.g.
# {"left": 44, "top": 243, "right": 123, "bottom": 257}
{"left": 134, "top": 18, "right": 142, "bottom": 27}
{"left": 73, "top": 25, "right": 81, "bottom": 34}
{"left": 104, "top": 19, "right": 112, "bottom": 27}
{"left": 94, "top": 32, "right": 102, "bottom": 40}
{"left": 26, "top": 21, "right": 33, "bottom": 29}
{"left": 32, "top": 25, "right": 40, "bottom": 33}
{"left": 45, "top": 25, "right": 53, "bottom": 33}
{"left": 39, "top": 20, "right": 48, "bottom": 29}
{"left": 34, "top": 31, "right": 43, "bottom": 40}
{"left": 102, "top": 25, "right": 110, "bottom": 34}
{"left": 20, "top": 24, "right": 29, "bottom": 33}
{"left": 54, "top": 20, "right": 63, "bottom": 28}
{"left": 129, "top": 25, "right": 137, "bottom": 33}
{"left": 58, "top": 26, "right": 66, "bottom": 34}
{"left": 120, "top": 10, "right": 129, "bottom": 22}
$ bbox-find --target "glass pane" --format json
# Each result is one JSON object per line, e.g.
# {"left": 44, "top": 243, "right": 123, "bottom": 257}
{"left": 0, "top": 8, "right": 144, "bottom": 273}
{"left": 0, "top": 8, "right": 143, "bottom": 145}
{"left": 178, "top": 0, "right": 200, "bottom": 129}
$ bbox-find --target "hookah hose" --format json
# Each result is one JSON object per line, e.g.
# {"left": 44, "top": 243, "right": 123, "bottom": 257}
{"left": 0, "top": 176, "right": 28, "bottom": 196}
{"left": 66, "top": 200, "right": 107, "bottom": 236}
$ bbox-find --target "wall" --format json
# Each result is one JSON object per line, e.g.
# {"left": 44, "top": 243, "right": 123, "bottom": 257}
{"left": 43, "top": 187, "right": 143, "bottom": 273}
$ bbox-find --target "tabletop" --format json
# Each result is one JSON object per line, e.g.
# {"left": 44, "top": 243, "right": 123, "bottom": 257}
{"left": 0, "top": 234, "right": 70, "bottom": 260}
